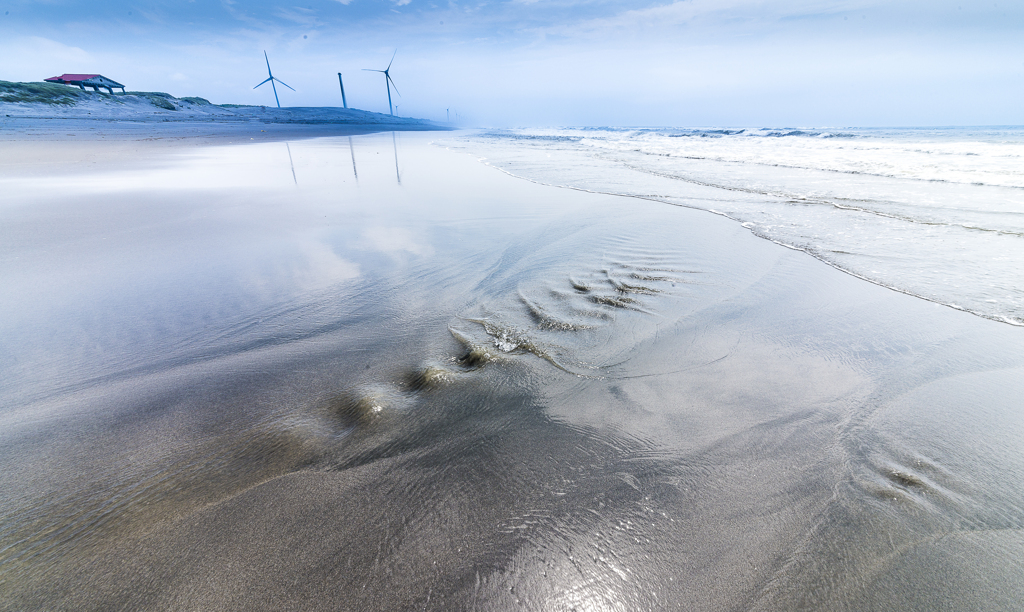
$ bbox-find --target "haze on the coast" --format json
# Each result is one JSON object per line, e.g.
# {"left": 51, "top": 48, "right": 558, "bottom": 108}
{"left": 1, "top": 0, "right": 1022, "bottom": 127}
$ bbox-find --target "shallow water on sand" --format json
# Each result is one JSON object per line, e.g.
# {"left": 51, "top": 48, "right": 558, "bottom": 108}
{"left": 1, "top": 132, "right": 1022, "bottom": 610}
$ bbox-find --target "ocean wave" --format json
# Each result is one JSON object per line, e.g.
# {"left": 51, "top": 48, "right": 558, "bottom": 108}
{"left": 480, "top": 131, "right": 583, "bottom": 143}
{"left": 560, "top": 128, "right": 1024, "bottom": 189}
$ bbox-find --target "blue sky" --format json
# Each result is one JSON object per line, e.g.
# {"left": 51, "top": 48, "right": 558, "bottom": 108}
{"left": 1, "top": 0, "right": 1022, "bottom": 126}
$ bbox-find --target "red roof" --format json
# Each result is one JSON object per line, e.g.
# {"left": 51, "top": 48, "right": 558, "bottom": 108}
{"left": 45, "top": 74, "right": 101, "bottom": 82}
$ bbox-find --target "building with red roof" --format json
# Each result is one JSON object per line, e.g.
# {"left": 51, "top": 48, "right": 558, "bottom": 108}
{"left": 44, "top": 74, "right": 125, "bottom": 94}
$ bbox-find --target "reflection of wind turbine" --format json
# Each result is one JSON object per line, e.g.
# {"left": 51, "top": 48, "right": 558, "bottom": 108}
{"left": 392, "top": 131, "right": 401, "bottom": 185}
{"left": 363, "top": 50, "right": 400, "bottom": 115}
{"left": 285, "top": 142, "right": 297, "bottom": 184}
{"left": 348, "top": 136, "right": 358, "bottom": 180}
{"left": 254, "top": 51, "right": 294, "bottom": 108}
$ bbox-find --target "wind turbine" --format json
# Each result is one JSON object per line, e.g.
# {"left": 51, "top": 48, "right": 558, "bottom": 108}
{"left": 254, "top": 51, "right": 294, "bottom": 108}
{"left": 363, "top": 50, "right": 400, "bottom": 116}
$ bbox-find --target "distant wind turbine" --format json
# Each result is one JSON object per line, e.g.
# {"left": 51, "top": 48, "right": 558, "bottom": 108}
{"left": 363, "top": 50, "right": 400, "bottom": 116}
{"left": 253, "top": 51, "right": 294, "bottom": 108}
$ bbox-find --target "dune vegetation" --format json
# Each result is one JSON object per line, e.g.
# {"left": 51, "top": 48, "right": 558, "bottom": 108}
{"left": 0, "top": 80, "right": 213, "bottom": 111}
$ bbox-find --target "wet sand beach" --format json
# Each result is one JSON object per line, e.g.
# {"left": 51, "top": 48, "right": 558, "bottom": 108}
{"left": 1, "top": 129, "right": 1022, "bottom": 610}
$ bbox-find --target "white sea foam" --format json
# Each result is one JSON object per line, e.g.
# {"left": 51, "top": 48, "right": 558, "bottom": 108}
{"left": 451, "top": 126, "right": 1024, "bottom": 326}
{"left": 579, "top": 127, "right": 1024, "bottom": 189}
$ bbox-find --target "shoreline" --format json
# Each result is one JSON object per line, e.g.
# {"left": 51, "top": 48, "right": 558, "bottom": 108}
{"left": 0, "top": 116, "right": 454, "bottom": 176}
{"left": 1, "top": 81, "right": 451, "bottom": 158}
{"left": 442, "top": 127, "right": 1024, "bottom": 329}
{"left": 0, "top": 114, "right": 450, "bottom": 142}
{"left": 478, "top": 156, "right": 1024, "bottom": 329}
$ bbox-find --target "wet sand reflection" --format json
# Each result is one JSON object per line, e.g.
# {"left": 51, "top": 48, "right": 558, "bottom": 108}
{"left": 1, "top": 133, "right": 1022, "bottom": 611}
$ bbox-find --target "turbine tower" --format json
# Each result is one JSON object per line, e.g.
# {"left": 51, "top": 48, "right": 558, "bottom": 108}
{"left": 253, "top": 51, "right": 294, "bottom": 108}
{"left": 337, "top": 73, "right": 348, "bottom": 109}
{"left": 363, "top": 50, "right": 400, "bottom": 116}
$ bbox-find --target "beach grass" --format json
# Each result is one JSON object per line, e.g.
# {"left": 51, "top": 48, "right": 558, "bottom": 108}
{"left": 0, "top": 80, "right": 85, "bottom": 105}
{"left": 1, "top": 80, "right": 214, "bottom": 111}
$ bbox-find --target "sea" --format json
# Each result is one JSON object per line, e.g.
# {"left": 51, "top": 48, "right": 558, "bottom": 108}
{"left": 448, "top": 126, "right": 1024, "bottom": 327}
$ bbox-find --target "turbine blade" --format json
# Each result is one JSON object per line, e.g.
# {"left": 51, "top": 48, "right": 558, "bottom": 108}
{"left": 387, "top": 49, "right": 397, "bottom": 70}
{"left": 363, "top": 69, "right": 384, "bottom": 72}
{"left": 254, "top": 77, "right": 272, "bottom": 89}
{"left": 264, "top": 51, "right": 272, "bottom": 76}
{"left": 274, "top": 78, "right": 296, "bottom": 92}
{"left": 387, "top": 74, "right": 401, "bottom": 97}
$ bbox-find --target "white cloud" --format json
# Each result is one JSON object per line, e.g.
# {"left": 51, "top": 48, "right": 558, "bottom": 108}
{"left": 0, "top": 37, "right": 95, "bottom": 81}
{"left": 277, "top": 6, "right": 320, "bottom": 26}
{"left": 359, "top": 227, "right": 434, "bottom": 258}
{"left": 295, "top": 241, "right": 361, "bottom": 289}
{"left": 529, "top": 0, "right": 880, "bottom": 41}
